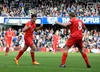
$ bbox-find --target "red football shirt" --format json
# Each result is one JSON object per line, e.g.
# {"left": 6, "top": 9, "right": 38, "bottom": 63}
{"left": 24, "top": 20, "right": 36, "bottom": 38}
{"left": 5, "top": 31, "right": 14, "bottom": 39}
{"left": 53, "top": 34, "right": 59, "bottom": 44}
{"left": 66, "top": 18, "right": 84, "bottom": 37}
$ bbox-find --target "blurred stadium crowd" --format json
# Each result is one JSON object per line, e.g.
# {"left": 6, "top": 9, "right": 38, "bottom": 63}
{"left": 0, "top": 0, "right": 100, "bottom": 17}
{"left": 0, "top": 28, "right": 100, "bottom": 53}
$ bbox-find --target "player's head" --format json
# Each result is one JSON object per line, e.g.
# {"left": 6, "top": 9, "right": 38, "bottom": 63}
{"left": 8, "top": 27, "right": 12, "bottom": 31}
{"left": 55, "top": 30, "right": 59, "bottom": 35}
{"left": 31, "top": 14, "right": 37, "bottom": 22}
{"left": 69, "top": 12, "right": 76, "bottom": 19}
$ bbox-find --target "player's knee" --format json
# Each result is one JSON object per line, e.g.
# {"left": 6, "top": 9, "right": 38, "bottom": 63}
{"left": 65, "top": 45, "right": 70, "bottom": 49}
{"left": 30, "top": 46, "right": 36, "bottom": 51}
{"left": 63, "top": 45, "right": 69, "bottom": 52}
{"left": 31, "top": 48, "right": 35, "bottom": 51}
{"left": 79, "top": 48, "right": 83, "bottom": 53}
{"left": 22, "top": 48, "right": 26, "bottom": 52}
{"left": 30, "top": 49, "right": 34, "bottom": 52}
{"left": 7, "top": 45, "right": 10, "bottom": 47}
{"left": 22, "top": 46, "right": 28, "bottom": 52}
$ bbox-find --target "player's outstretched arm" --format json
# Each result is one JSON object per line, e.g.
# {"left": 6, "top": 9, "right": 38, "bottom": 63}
{"left": 55, "top": 21, "right": 71, "bottom": 27}
{"left": 35, "top": 24, "right": 43, "bottom": 31}
{"left": 55, "top": 21, "right": 66, "bottom": 27}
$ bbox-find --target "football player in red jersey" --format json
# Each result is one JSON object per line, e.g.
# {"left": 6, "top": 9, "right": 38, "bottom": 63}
{"left": 5, "top": 27, "right": 14, "bottom": 56}
{"left": 14, "top": 14, "right": 43, "bottom": 65}
{"left": 52, "top": 30, "right": 60, "bottom": 54}
{"left": 55, "top": 12, "right": 91, "bottom": 68}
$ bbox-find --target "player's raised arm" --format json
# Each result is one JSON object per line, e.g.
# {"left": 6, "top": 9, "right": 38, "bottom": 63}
{"left": 55, "top": 12, "right": 77, "bottom": 27}
{"left": 34, "top": 24, "right": 43, "bottom": 31}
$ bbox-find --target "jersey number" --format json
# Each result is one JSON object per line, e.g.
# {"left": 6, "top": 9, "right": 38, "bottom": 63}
{"left": 78, "top": 22, "right": 82, "bottom": 30}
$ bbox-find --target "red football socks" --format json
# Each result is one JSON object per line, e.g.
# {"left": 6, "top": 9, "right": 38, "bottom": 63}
{"left": 81, "top": 52, "right": 90, "bottom": 66}
{"left": 16, "top": 50, "right": 24, "bottom": 60}
{"left": 5, "top": 47, "right": 9, "bottom": 53}
{"left": 62, "top": 52, "right": 68, "bottom": 65}
{"left": 30, "top": 51, "right": 35, "bottom": 62}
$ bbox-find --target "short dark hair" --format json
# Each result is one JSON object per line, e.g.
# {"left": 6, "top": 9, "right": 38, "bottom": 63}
{"left": 31, "top": 14, "right": 37, "bottom": 18}
{"left": 69, "top": 12, "right": 76, "bottom": 17}
{"left": 7, "top": 27, "right": 11, "bottom": 30}
{"left": 8, "top": 26, "right": 11, "bottom": 29}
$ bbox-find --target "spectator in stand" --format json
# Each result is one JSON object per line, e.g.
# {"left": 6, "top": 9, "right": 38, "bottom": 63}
{"left": 0, "top": 0, "right": 99, "bottom": 17}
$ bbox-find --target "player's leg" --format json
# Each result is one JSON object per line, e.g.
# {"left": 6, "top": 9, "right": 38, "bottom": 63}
{"left": 14, "top": 45, "right": 28, "bottom": 65}
{"left": 54, "top": 44, "right": 58, "bottom": 53}
{"left": 55, "top": 44, "right": 58, "bottom": 54}
{"left": 60, "top": 37, "right": 75, "bottom": 68}
{"left": 30, "top": 45, "right": 39, "bottom": 65}
{"left": 60, "top": 45, "right": 69, "bottom": 67}
{"left": 77, "top": 41, "right": 91, "bottom": 68}
{"left": 15, "top": 45, "right": 28, "bottom": 60}
{"left": 5, "top": 45, "right": 9, "bottom": 56}
{"left": 5, "top": 38, "right": 13, "bottom": 56}
{"left": 5, "top": 40, "right": 11, "bottom": 56}
{"left": 53, "top": 43, "right": 56, "bottom": 54}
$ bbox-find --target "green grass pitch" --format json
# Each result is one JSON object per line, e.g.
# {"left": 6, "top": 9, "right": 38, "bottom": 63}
{"left": 0, "top": 52, "right": 100, "bottom": 72}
